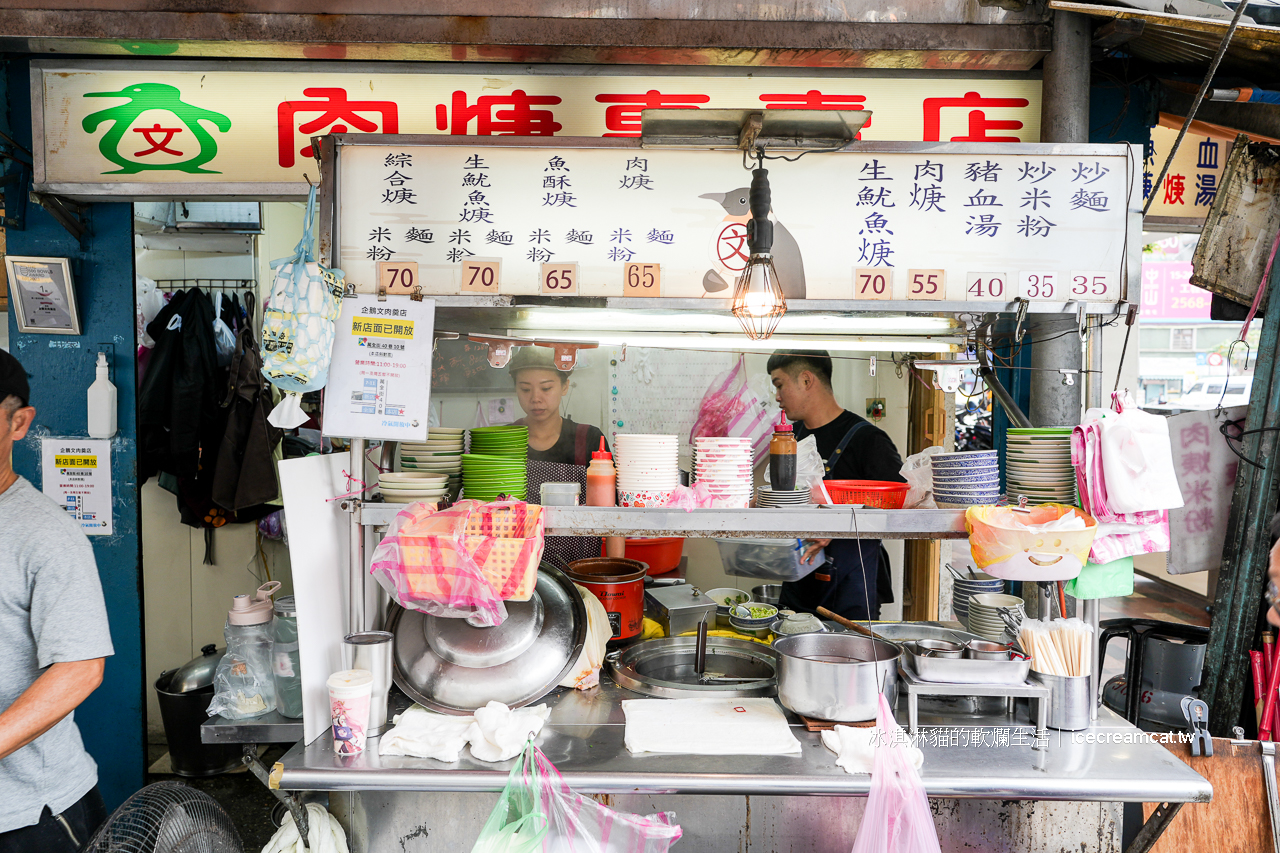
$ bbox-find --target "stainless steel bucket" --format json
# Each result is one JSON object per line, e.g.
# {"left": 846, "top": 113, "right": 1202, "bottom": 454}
{"left": 774, "top": 633, "right": 901, "bottom": 722}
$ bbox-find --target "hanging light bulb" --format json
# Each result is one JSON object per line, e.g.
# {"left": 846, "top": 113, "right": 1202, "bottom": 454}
{"left": 731, "top": 164, "right": 787, "bottom": 339}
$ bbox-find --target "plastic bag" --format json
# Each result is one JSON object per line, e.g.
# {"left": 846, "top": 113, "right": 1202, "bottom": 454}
{"left": 796, "top": 436, "right": 834, "bottom": 504}
{"left": 1073, "top": 411, "right": 1171, "bottom": 563}
{"left": 472, "top": 742, "right": 682, "bottom": 853}
{"left": 207, "top": 583, "right": 280, "bottom": 720}
{"left": 369, "top": 501, "right": 509, "bottom": 627}
{"left": 849, "top": 694, "right": 941, "bottom": 853}
{"left": 1064, "top": 556, "right": 1135, "bottom": 599}
{"left": 900, "top": 446, "right": 944, "bottom": 509}
{"left": 716, "top": 537, "right": 823, "bottom": 582}
{"left": 965, "top": 504, "right": 1098, "bottom": 582}
{"left": 690, "top": 355, "right": 777, "bottom": 465}
{"left": 136, "top": 274, "right": 164, "bottom": 349}
{"left": 1095, "top": 391, "right": 1184, "bottom": 514}
{"left": 211, "top": 292, "right": 236, "bottom": 368}
{"left": 260, "top": 185, "right": 346, "bottom": 418}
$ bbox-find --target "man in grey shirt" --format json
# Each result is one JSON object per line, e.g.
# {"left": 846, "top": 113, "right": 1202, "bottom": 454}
{"left": 0, "top": 349, "right": 114, "bottom": 852}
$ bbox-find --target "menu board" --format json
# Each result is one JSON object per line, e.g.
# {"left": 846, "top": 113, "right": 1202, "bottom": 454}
{"left": 321, "top": 294, "right": 435, "bottom": 441}
{"left": 335, "top": 141, "right": 1139, "bottom": 304}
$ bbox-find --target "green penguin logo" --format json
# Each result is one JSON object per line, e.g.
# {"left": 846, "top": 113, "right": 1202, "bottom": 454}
{"left": 82, "top": 83, "right": 232, "bottom": 174}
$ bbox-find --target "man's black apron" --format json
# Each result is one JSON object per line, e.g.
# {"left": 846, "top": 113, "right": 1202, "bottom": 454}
{"left": 778, "top": 420, "right": 893, "bottom": 622}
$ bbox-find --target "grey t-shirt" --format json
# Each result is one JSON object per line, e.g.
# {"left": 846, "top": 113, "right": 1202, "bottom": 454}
{"left": 0, "top": 476, "right": 114, "bottom": 833}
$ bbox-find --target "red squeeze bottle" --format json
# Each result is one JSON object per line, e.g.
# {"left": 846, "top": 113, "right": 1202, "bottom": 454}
{"left": 1252, "top": 651, "right": 1266, "bottom": 730}
{"left": 585, "top": 438, "right": 617, "bottom": 507}
{"left": 769, "top": 412, "right": 798, "bottom": 492}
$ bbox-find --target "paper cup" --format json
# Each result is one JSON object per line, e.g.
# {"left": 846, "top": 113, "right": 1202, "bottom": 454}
{"left": 328, "top": 669, "right": 374, "bottom": 755}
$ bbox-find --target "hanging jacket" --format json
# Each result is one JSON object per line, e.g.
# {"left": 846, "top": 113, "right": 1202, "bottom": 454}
{"left": 138, "top": 288, "right": 223, "bottom": 481}
{"left": 212, "top": 322, "right": 284, "bottom": 511}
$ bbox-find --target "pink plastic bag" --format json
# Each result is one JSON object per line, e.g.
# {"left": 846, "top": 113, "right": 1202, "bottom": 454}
{"left": 849, "top": 694, "right": 941, "bottom": 853}
{"left": 689, "top": 355, "right": 775, "bottom": 465}
{"left": 1073, "top": 413, "right": 1170, "bottom": 564}
{"left": 369, "top": 501, "right": 508, "bottom": 627}
{"left": 473, "top": 742, "right": 682, "bottom": 853}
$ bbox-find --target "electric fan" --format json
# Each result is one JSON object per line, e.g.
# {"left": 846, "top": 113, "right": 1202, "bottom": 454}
{"left": 84, "top": 781, "right": 243, "bottom": 853}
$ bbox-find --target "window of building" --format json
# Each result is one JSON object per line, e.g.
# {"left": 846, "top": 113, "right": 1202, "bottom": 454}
{"left": 1171, "top": 328, "right": 1195, "bottom": 350}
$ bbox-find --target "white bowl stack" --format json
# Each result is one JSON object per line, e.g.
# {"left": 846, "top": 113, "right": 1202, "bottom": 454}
{"left": 931, "top": 450, "right": 1000, "bottom": 507}
{"left": 398, "top": 427, "right": 465, "bottom": 499}
{"left": 693, "top": 436, "right": 754, "bottom": 509}
{"left": 378, "top": 471, "right": 449, "bottom": 504}
{"left": 965, "top": 593, "right": 1026, "bottom": 643}
{"left": 1005, "top": 427, "right": 1077, "bottom": 506}
{"left": 615, "top": 434, "right": 681, "bottom": 507}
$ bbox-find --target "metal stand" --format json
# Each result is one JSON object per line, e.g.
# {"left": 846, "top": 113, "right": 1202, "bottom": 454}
{"left": 899, "top": 667, "right": 1050, "bottom": 740}
{"left": 242, "top": 745, "right": 311, "bottom": 849}
{"left": 1122, "top": 801, "right": 1184, "bottom": 853}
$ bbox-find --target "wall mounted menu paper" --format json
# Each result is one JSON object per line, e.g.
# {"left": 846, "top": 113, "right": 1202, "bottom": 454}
{"left": 40, "top": 439, "right": 112, "bottom": 536}
{"left": 321, "top": 294, "right": 435, "bottom": 441}
{"left": 333, "top": 140, "right": 1140, "bottom": 304}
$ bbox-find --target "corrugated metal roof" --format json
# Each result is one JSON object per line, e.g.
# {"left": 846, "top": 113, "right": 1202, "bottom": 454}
{"left": 1052, "top": 1, "right": 1280, "bottom": 84}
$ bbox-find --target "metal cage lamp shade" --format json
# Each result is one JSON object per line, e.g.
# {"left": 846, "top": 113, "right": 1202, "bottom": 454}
{"left": 731, "top": 166, "right": 787, "bottom": 339}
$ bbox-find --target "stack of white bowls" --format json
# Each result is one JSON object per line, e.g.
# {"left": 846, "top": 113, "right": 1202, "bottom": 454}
{"left": 378, "top": 471, "right": 449, "bottom": 504}
{"left": 692, "top": 436, "right": 754, "bottom": 508}
{"left": 398, "top": 427, "right": 465, "bottom": 500}
{"left": 1005, "top": 427, "right": 1077, "bottom": 505}
{"left": 615, "top": 434, "right": 680, "bottom": 507}
{"left": 931, "top": 450, "right": 1000, "bottom": 507}
{"left": 965, "top": 593, "right": 1026, "bottom": 643}
{"left": 950, "top": 572, "right": 1005, "bottom": 625}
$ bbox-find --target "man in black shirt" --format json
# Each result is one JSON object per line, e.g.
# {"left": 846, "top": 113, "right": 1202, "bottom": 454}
{"left": 767, "top": 350, "right": 906, "bottom": 621}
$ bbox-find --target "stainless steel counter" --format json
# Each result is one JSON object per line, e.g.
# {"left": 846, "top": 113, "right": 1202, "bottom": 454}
{"left": 272, "top": 682, "right": 1211, "bottom": 803}
{"left": 202, "top": 710, "right": 305, "bottom": 745}
{"left": 356, "top": 504, "right": 970, "bottom": 539}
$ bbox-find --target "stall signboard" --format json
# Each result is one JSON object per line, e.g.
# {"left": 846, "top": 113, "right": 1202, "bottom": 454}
{"left": 1166, "top": 406, "right": 1244, "bottom": 575}
{"left": 333, "top": 140, "right": 1138, "bottom": 303}
{"left": 1139, "top": 262, "right": 1210, "bottom": 321}
{"left": 321, "top": 293, "right": 435, "bottom": 441}
{"left": 1142, "top": 124, "right": 1230, "bottom": 227}
{"left": 40, "top": 439, "right": 113, "bottom": 536}
{"left": 33, "top": 60, "right": 1041, "bottom": 195}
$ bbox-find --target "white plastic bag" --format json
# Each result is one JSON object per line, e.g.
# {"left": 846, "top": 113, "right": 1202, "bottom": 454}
{"left": 1096, "top": 391, "right": 1184, "bottom": 514}
{"left": 136, "top": 274, "right": 164, "bottom": 348}
{"left": 559, "top": 585, "right": 611, "bottom": 690}
{"left": 901, "top": 446, "right": 944, "bottom": 509}
{"left": 796, "top": 435, "right": 833, "bottom": 504}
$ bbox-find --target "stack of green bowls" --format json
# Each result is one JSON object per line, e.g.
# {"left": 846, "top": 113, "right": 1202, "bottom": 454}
{"left": 462, "top": 425, "right": 529, "bottom": 501}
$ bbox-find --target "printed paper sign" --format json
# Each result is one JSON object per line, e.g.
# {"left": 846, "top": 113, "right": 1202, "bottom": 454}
{"left": 41, "top": 439, "right": 113, "bottom": 536}
{"left": 321, "top": 294, "right": 435, "bottom": 441}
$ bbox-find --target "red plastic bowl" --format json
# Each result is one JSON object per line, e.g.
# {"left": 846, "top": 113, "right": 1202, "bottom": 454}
{"left": 823, "top": 480, "right": 910, "bottom": 508}
{"left": 601, "top": 537, "right": 685, "bottom": 574}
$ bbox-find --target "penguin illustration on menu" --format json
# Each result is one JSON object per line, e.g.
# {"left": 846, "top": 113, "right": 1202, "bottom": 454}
{"left": 699, "top": 186, "right": 806, "bottom": 299}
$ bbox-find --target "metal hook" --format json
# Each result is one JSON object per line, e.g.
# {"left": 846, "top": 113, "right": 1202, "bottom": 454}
{"left": 1013, "top": 298, "right": 1029, "bottom": 344}
{"left": 1077, "top": 304, "right": 1088, "bottom": 344}
{"left": 303, "top": 173, "right": 315, "bottom": 188}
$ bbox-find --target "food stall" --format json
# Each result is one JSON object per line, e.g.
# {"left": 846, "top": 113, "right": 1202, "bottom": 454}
{"left": 204, "top": 129, "right": 1211, "bottom": 853}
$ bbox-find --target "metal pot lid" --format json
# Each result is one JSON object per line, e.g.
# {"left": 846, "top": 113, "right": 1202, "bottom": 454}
{"left": 168, "top": 643, "right": 223, "bottom": 693}
{"left": 426, "top": 594, "right": 544, "bottom": 668}
{"left": 389, "top": 565, "right": 586, "bottom": 715}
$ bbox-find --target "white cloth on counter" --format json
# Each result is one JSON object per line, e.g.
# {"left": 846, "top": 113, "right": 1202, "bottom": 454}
{"left": 820, "top": 725, "right": 924, "bottom": 775}
{"left": 622, "top": 698, "right": 802, "bottom": 756}
{"left": 378, "top": 705, "right": 475, "bottom": 762}
{"left": 378, "top": 700, "right": 550, "bottom": 763}
{"left": 261, "top": 803, "right": 349, "bottom": 853}
{"left": 558, "top": 584, "right": 612, "bottom": 690}
{"left": 466, "top": 700, "right": 553, "bottom": 762}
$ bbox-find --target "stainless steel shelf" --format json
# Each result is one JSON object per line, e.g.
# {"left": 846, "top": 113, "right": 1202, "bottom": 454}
{"left": 271, "top": 682, "right": 1210, "bottom": 802}
{"left": 355, "top": 504, "right": 969, "bottom": 539}
{"left": 201, "top": 711, "right": 305, "bottom": 745}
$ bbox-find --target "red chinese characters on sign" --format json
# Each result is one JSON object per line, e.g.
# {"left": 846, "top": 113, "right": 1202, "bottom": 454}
{"left": 436, "top": 90, "right": 563, "bottom": 136}
{"left": 716, "top": 223, "right": 751, "bottom": 272}
{"left": 922, "top": 91, "right": 1029, "bottom": 143}
{"left": 759, "top": 91, "right": 872, "bottom": 139}
{"left": 134, "top": 123, "right": 184, "bottom": 157}
{"left": 278, "top": 88, "right": 400, "bottom": 167}
{"left": 594, "top": 90, "right": 711, "bottom": 137}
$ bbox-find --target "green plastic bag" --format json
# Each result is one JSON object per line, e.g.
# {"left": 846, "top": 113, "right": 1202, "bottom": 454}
{"left": 1065, "top": 556, "right": 1134, "bottom": 600}
{"left": 472, "top": 743, "right": 548, "bottom": 853}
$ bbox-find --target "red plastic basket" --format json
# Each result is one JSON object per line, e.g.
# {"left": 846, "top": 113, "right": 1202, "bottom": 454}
{"left": 824, "top": 480, "right": 910, "bottom": 508}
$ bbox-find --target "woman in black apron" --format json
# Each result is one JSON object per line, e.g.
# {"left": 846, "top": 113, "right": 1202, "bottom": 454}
{"left": 508, "top": 347, "right": 623, "bottom": 566}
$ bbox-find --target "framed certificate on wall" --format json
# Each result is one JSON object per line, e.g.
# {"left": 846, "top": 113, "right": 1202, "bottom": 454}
{"left": 5, "top": 255, "right": 81, "bottom": 335}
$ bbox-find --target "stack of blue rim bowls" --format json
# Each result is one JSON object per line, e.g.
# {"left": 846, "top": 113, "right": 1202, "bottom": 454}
{"left": 951, "top": 572, "right": 1006, "bottom": 627}
{"left": 931, "top": 450, "right": 1000, "bottom": 508}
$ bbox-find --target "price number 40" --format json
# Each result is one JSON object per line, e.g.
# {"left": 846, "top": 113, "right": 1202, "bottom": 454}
{"left": 966, "top": 273, "right": 1006, "bottom": 300}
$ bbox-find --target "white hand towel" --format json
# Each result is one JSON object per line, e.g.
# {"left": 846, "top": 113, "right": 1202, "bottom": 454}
{"left": 622, "top": 698, "right": 802, "bottom": 755}
{"left": 820, "top": 724, "right": 924, "bottom": 774}
{"left": 465, "top": 701, "right": 552, "bottom": 763}
{"left": 378, "top": 705, "right": 475, "bottom": 762}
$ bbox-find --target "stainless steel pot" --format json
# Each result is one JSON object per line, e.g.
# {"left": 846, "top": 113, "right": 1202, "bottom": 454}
{"left": 773, "top": 633, "right": 901, "bottom": 722}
